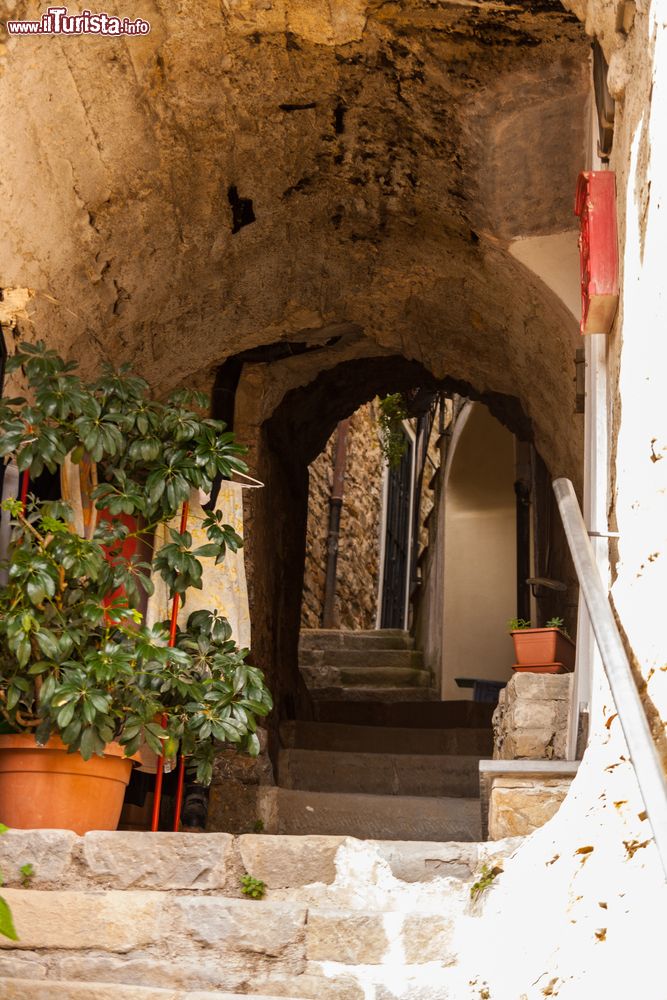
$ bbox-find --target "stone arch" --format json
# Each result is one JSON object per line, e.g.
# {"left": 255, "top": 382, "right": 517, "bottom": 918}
{"left": 226, "top": 338, "right": 578, "bottom": 744}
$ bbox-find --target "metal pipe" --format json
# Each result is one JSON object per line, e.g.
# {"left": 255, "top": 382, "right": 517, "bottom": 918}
{"left": 19, "top": 470, "right": 29, "bottom": 507}
{"left": 514, "top": 478, "right": 532, "bottom": 622}
{"left": 322, "top": 419, "right": 350, "bottom": 629}
{"left": 151, "top": 500, "right": 189, "bottom": 832}
{"left": 173, "top": 755, "right": 186, "bottom": 832}
{"left": 553, "top": 477, "right": 667, "bottom": 878}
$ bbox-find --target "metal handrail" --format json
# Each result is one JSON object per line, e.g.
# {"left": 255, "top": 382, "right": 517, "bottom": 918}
{"left": 553, "top": 478, "right": 667, "bottom": 878}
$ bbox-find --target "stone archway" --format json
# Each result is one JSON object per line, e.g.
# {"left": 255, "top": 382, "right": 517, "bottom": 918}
{"left": 223, "top": 341, "right": 579, "bottom": 749}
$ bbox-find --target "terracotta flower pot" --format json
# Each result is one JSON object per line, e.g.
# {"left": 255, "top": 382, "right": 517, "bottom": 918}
{"left": 0, "top": 734, "right": 135, "bottom": 834}
{"left": 510, "top": 627, "right": 576, "bottom": 672}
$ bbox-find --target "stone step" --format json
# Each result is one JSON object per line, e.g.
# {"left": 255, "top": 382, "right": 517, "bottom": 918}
{"left": 278, "top": 749, "right": 483, "bottom": 797}
{"left": 0, "top": 834, "right": 524, "bottom": 999}
{"left": 299, "top": 629, "right": 413, "bottom": 651}
{"left": 311, "top": 700, "right": 495, "bottom": 727}
{"left": 0, "top": 982, "right": 301, "bottom": 1000}
{"left": 269, "top": 788, "right": 482, "bottom": 841}
{"left": 306, "top": 686, "right": 440, "bottom": 703}
{"left": 0, "top": 829, "right": 519, "bottom": 895}
{"left": 300, "top": 665, "right": 432, "bottom": 690}
{"left": 280, "top": 720, "right": 493, "bottom": 756}
{"left": 299, "top": 649, "right": 424, "bottom": 669}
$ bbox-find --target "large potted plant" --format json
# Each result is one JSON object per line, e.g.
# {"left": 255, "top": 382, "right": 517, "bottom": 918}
{"left": 0, "top": 342, "right": 272, "bottom": 834}
{"left": 507, "top": 617, "right": 575, "bottom": 673}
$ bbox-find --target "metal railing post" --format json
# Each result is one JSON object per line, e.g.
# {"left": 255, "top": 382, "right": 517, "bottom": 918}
{"left": 553, "top": 477, "right": 667, "bottom": 878}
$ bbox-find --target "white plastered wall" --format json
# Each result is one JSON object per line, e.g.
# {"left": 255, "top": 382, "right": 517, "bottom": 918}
{"left": 441, "top": 403, "right": 516, "bottom": 700}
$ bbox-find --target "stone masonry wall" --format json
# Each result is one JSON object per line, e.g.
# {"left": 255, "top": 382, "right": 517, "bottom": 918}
{"left": 492, "top": 673, "right": 573, "bottom": 760}
{"left": 301, "top": 403, "right": 383, "bottom": 631}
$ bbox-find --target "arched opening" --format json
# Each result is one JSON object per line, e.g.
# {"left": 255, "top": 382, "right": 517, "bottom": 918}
{"left": 0, "top": 0, "right": 594, "bottom": 847}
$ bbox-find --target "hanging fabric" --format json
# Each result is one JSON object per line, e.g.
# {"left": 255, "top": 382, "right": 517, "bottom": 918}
{"left": 0, "top": 459, "right": 19, "bottom": 585}
{"left": 60, "top": 453, "right": 98, "bottom": 539}
{"left": 145, "top": 481, "right": 251, "bottom": 649}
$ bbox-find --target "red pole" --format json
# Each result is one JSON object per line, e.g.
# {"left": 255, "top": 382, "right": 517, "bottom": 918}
{"left": 19, "top": 470, "right": 29, "bottom": 507}
{"left": 173, "top": 755, "right": 186, "bottom": 832}
{"left": 151, "top": 501, "right": 189, "bottom": 833}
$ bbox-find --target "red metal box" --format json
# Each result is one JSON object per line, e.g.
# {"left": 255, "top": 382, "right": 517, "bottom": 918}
{"left": 575, "top": 171, "right": 619, "bottom": 334}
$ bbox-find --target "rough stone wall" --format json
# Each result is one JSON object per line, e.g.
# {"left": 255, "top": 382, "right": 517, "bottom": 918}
{"left": 0, "top": 0, "right": 588, "bottom": 489}
{"left": 301, "top": 402, "right": 383, "bottom": 631}
{"left": 417, "top": 420, "right": 441, "bottom": 561}
{"left": 488, "top": 777, "right": 572, "bottom": 840}
{"left": 492, "top": 673, "right": 572, "bottom": 760}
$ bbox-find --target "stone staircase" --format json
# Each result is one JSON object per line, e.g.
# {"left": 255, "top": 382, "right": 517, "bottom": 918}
{"left": 298, "top": 629, "right": 437, "bottom": 702}
{"left": 261, "top": 629, "right": 494, "bottom": 842}
{"left": 0, "top": 828, "right": 521, "bottom": 1000}
{"left": 0, "top": 629, "right": 502, "bottom": 998}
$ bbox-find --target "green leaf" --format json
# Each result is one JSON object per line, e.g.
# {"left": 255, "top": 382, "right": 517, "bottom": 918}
{"left": 57, "top": 701, "right": 76, "bottom": 729}
{"left": 35, "top": 630, "right": 60, "bottom": 660}
{"left": 80, "top": 727, "right": 96, "bottom": 759}
{"left": 0, "top": 896, "right": 18, "bottom": 941}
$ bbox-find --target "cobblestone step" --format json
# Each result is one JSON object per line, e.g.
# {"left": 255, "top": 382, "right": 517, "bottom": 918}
{"left": 0, "top": 829, "right": 518, "bottom": 894}
{"left": 299, "top": 629, "right": 413, "bottom": 651}
{"left": 306, "top": 686, "right": 440, "bottom": 702}
{"left": 280, "top": 721, "right": 492, "bottom": 756}
{"left": 311, "top": 700, "right": 495, "bottom": 726}
{"left": 278, "top": 749, "right": 483, "bottom": 797}
{"left": 0, "top": 981, "right": 301, "bottom": 1000}
{"left": 300, "top": 665, "right": 432, "bottom": 690}
{"left": 270, "top": 788, "right": 482, "bottom": 841}
{"left": 299, "top": 649, "right": 424, "bottom": 669}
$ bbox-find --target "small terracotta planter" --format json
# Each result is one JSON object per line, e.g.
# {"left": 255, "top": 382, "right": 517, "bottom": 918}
{"left": 0, "top": 734, "right": 136, "bottom": 834}
{"left": 510, "top": 627, "right": 576, "bottom": 673}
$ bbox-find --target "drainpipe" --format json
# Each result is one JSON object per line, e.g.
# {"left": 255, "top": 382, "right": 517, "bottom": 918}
{"left": 321, "top": 418, "right": 351, "bottom": 629}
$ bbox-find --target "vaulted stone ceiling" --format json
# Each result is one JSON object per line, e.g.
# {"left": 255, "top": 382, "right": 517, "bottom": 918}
{"left": 0, "top": 0, "right": 589, "bottom": 476}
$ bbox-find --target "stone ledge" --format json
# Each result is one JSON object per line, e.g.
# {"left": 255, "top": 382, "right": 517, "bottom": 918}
{"left": 238, "top": 834, "right": 345, "bottom": 887}
{"left": 479, "top": 760, "right": 579, "bottom": 840}
{"left": 0, "top": 890, "right": 163, "bottom": 951}
{"left": 0, "top": 980, "right": 303, "bottom": 1000}
{"left": 83, "top": 831, "right": 237, "bottom": 890}
{"left": 0, "top": 832, "right": 507, "bottom": 893}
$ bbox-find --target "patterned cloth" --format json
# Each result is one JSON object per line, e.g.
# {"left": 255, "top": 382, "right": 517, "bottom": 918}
{"left": 60, "top": 453, "right": 98, "bottom": 540}
{"left": 0, "top": 459, "right": 19, "bottom": 585}
{"left": 145, "top": 482, "right": 251, "bottom": 649}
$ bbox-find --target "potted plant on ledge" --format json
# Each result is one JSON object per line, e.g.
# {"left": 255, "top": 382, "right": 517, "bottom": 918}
{"left": 0, "top": 342, "right": 272, "bottom": 834}
{"left": 507, "top": 617, "right": 575, "bottom": 674}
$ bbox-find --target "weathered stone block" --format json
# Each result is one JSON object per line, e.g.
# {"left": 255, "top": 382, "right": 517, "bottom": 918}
{"left": 510, "top": 673, "right": 572, "bottom": 701}
{"left": 510, "top": 700, "right": 557, "bottom": 730}
{"left": 0, "top": 890, "right": 162, "bottom": 951}
{"left": 0, "top": 981, "right": 252, "bottom": 1000}
{"left": 0, "top": 951, "right": 47, "bottom": 979}
{"left": 251, "top": 973, "right": 364, "bottom": 1000}
{"left": 172, "top": 897, "right": 306, "bottom": 958}
{"left": 371, "top": 841, "right": 477, "bottom": 882}
{"left": 402, "top": 913, "right": 455, "bottom": 964}
{"left": 0, "top": 983, "right": 182, "bottom": 1000}
{"left": 238, "top": 835, "right": 344, "bottom": 887}
{"left": 376, "top": 985, "right": 454, "bottom": 1000}
{"left": 82, "top": 831, "right": 235, "bottom": 890}
{"left": 53, "top": 954, "right": 233, "bottom": 992}
{"left": 0, "top": 830, "right": 77, "bottom": 886}
{"left": 510, "top": 730, "right": 553, "bottom": 758}
{"left": 488, "top": 782, "right": 570, "bottom": 839}
{"left": 306, "top": 910, "right": 388, "bottom": 964}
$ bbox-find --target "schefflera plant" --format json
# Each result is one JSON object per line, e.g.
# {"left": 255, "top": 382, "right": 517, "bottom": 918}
{"left": 0, "top": 341, "right": 272, "bottom": 785}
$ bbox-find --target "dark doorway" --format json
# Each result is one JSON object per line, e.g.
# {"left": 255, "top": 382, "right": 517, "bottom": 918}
{"left": 379, "top": 428, "right": 414, "bottom": 629}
